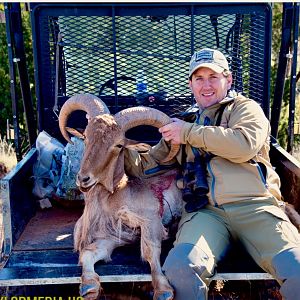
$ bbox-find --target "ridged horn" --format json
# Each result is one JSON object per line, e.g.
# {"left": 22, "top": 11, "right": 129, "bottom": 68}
{"left": 59, "top": 93, "right": 110, "bottom": 144}
{"left": 114, "top": 106, "right": 180, "bottom": 162}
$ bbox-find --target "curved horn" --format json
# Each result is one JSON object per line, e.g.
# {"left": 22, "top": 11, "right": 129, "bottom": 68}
{"left": 115, "top": 107, "right": 180, "bottom": 162}
{"left": 59, "top": 93, "right": 110, "bottom": 143}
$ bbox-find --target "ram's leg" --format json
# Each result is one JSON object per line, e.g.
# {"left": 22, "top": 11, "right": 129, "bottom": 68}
{"left": 141, "top": 220, "right": 174, "bottom": 300}
{"left": 79, "top": 239, "right": 121, "bottom": 300}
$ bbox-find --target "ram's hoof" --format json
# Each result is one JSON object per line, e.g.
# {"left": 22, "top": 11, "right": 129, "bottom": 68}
{"left": 80, "top": 284, "right": 99, "bottom": 299}
{"left": 154, "top": 290, "right": 174, "bottom": 300}
{"left": 80, "top": 273, "right": 101, "bottom": 300}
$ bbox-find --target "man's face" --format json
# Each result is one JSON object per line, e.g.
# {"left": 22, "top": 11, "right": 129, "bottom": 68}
{"left": 189, "top": 67, "right": 232, "bottom": 109}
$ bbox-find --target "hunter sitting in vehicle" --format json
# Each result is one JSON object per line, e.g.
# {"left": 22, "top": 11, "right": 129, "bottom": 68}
{"left": 124, "top": 48, "right": 300, "bottom": 300}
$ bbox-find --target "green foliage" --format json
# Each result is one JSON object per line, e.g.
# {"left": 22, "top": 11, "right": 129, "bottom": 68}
{"left": 270, "top": 3, "right": 300, "bottom": 149}
{"left": 0, "top": 3, "right": 35, "bottom": 145}
{"left": 0, "top": 6, "right": 12, "bottom": 138}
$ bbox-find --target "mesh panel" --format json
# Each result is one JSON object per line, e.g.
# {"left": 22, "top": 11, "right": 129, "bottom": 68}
{"left": 53, "top": 14, "right": 194, "bottom": 115}
{"left": 32, "top": 4, "right": 271, "bottom": 139}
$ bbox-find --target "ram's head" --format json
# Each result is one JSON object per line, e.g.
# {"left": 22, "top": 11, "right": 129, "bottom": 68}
{"left": 59, "top": 94, "right": 179, "bottom": 193}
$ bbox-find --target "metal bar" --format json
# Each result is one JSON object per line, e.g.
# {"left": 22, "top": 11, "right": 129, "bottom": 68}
{"left": 0, "top": 272, "right": 276, "bottom": 287}
{"left": 287, "top": 3, "right": 299, "bottom": 153}
{"left": 190, "top": 5, "right": 195, "bottom": 56}
{"left": 271, "top": 3, "right": 294, "bottom": 138}
{"left": 231, "top": 14, "right": 243, "bottom": 94}
{"left": 0, "top": 274, "right": 152, "bottom": 286}
{"left": 263, "top": 5, "right": 273, "bottom": 119}
{"left": 211, "top": 272, "right": 275, "bottom": 281}
{"left": 112, "top": 6, "right": 118, "bottom": 111}
{"left": 10, "top": 3, "right": 37, "bottom": 148}
{"left": 262, "top": 7, "right": 272, "bottom": 119}
{"left": 29, "top": 4, "right": 43, "bottom": 133}
{"left": 0, "top": 177, "right": 13, "bottom": 268}
{"left": 4, "top": 3, "right": 21, "bottom": 161}
{"left": 173, "top": 16, "right": 178, "bottom": 54}
{"left": 210, "top": 15, "right": 220, "bottom": 49}
{"left": 29, "top": 3, "right": 271, "bottom": 18}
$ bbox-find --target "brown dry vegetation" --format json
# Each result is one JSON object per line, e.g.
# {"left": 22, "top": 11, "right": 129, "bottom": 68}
{"left": 0, "top": 136, "right": 17, "bottom": 178}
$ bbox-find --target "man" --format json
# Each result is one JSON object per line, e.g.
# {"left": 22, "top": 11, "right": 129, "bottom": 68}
{"left": 125, "top": 48, "right": 300, "bottom": 299}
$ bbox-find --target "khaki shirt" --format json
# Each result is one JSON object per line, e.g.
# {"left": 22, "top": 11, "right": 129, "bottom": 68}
{"left": 125, "top": 94, "right": 282, "bottom": 206}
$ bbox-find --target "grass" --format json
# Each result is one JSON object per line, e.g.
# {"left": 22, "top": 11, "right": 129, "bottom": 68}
{"left": 0, "top": 136, "right": 17, "bottom": 175}
{"left": 293, "top": 144, "right": 300, "bottom": 162}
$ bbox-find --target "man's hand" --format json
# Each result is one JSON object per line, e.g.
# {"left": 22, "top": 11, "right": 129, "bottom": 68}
{"left": 159, "top": 118, "right": 185, "bottom": 144}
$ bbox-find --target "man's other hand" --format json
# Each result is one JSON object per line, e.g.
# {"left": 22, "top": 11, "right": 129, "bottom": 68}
{"left": 159, "top": 118, "right": 185, "bottom": 144}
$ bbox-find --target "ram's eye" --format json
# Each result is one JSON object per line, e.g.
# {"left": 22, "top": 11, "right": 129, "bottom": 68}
{"left": 115, "top": 144, "right": 123, "bottom": 149}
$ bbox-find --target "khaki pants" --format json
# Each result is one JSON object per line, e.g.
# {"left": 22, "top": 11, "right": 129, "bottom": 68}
{"left": 164, "top": 198, "right": 300, "bottom": 300}
{"left": 175, "top": 197, "right": 300, "bottom": 282}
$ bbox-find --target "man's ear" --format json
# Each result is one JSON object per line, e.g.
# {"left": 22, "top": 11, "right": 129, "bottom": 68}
{"left": 124, "top": 138, "right": 151, "bottom": 152}
{"left": 226, "top": 73, "right": 233, "bottom": 90}
{"left": 188, "top": 79, "right": 193, "bottom": 92}
{"left": 66, "top": 127, "right": 85, "bottom": 139}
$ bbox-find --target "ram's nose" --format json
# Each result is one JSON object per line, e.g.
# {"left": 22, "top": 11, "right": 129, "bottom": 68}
{"left": 76, "top": 173, "right": 92, "bottom": 188}
{"left": 78, "top": 174, "right": 90, "bottom": 183}
{"left": 76, "top": 173, "right": 97, "bottom": 192}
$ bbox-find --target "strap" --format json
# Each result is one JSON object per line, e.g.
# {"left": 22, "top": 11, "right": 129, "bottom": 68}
{"left": 180, "top": 99, "right": 234, "bottom": 163}
{"left": 215, "top": 100, "right": 234, "bottom": 126}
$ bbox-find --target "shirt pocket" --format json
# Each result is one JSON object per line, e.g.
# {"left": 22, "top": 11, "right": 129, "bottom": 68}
{"left": 210, "top": 157, "right": 269, "bottom": 201}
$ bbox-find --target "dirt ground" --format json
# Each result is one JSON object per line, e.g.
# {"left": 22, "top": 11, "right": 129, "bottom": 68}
{"left": 0, "top": 280, "right": 282, "bottom": 299}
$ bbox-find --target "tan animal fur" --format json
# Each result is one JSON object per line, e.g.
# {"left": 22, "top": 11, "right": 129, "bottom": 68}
{"left": 72, "top": 115, "right": 182, "bottom": 300}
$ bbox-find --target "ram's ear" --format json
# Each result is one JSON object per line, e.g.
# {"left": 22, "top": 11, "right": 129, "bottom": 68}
{"left": 123, "top": 138, "right": 151, "bottom": 152}
{"left": 66, "top": 127, "right": 85, "bottom": 139}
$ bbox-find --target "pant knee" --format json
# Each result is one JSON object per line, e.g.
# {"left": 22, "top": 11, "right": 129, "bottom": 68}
{"left": 162, "top": 243, "right": 211, "bottom": 300}
{"left": 163, "top": 245, "right": 194, "bottom": 280}
{"left": 280, "top": 277, "right": 300, "bottom": 300}
{"left": 272, "top": 247, "right": 300, "bottom": 300}
{"left": 272, "top": 247, "right": 300, "bottom": 279}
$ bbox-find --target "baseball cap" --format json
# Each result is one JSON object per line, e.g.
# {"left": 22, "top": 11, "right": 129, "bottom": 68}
{"left": 189, "top": 48, "right": 230, "bottom": 78}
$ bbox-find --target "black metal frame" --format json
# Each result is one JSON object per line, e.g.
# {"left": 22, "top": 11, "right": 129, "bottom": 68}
{"left": 287, "top": 3, "right": 299, "bottom": 152}
{"left": 30, "top": 2, "right": 272, "bottom": 142}
{"left": 4, "top": 3, "right": 37, "bottom": 160}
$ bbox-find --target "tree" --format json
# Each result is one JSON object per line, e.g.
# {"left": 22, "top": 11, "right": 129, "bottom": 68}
{"left": 270, "top": 3, "right": 300, "bottom": 149}
{"left": 0, "top": 3, "right": 35, "bottom": 152}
